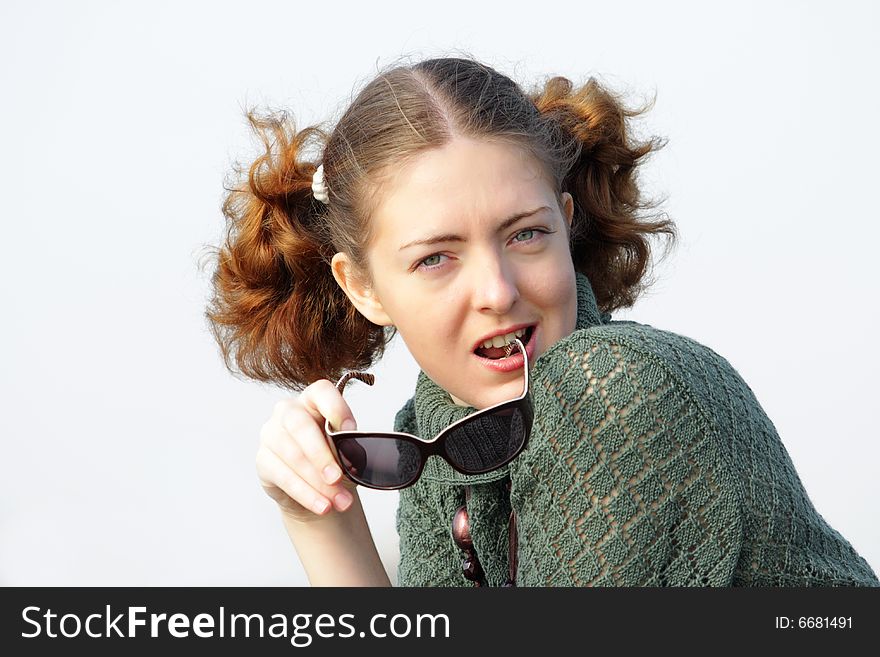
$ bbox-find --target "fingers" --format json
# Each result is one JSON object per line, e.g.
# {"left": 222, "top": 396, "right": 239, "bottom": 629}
{"left": 267, "top": 416, "right": 355, "bottom": 510}
{"left": 294, "top": 379, "right": 360, "bottom": 483}
{"left": 258, "top": 379, "right": 363, "bottom": 519}
{"left": 256, "top": 446, "right": 334, "bottom": 515}
{"left": 297, "top": 379, "right": 358, "bottom": 434}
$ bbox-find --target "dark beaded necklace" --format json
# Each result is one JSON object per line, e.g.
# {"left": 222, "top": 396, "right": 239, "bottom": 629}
{"left": 451, "top": 479, "right": 518, "bottom": 587}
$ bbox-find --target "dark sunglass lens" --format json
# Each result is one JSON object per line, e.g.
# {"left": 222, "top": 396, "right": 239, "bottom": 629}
{"left": 335, "top": 437, "right": 422, "bottom": 488}
{"left": 444, "top": 407, "right": 529, "bottom": 473}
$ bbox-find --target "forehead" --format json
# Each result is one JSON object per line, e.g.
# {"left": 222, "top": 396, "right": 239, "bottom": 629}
{"left": 369, "top": 137, "right": 554, "bottom": 242}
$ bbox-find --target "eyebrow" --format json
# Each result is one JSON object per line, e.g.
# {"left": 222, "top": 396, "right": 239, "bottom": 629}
{"left": 398, "top": 207, "right": 551, "bottom": 251}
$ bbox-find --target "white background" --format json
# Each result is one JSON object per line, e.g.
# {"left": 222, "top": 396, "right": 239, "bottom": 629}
{"left": 1, "top": 0, "right": 877, "bottom": 585}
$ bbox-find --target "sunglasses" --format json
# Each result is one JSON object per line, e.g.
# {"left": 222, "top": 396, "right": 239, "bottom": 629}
{"left": 324, "top": 337, "right": 533, "bottom": 490}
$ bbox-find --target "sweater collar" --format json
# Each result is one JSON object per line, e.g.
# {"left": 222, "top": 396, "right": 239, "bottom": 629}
{"left": 412, "top": 271, "right": 609, "bottom": 484}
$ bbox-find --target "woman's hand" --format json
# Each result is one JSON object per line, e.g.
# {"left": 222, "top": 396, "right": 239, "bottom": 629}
{"left": 256, "top": 379, "right": 360, "bottom": 524}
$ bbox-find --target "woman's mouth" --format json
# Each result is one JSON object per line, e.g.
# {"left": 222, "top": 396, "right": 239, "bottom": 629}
{"left": 473, "top": 325, "right": 536, "bottom": 360}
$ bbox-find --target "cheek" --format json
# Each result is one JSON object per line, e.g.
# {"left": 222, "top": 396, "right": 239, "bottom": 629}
{"left": 534, "top": 268, "right": 575, "bottom": 306}
{"left": 389, "top": 303, "right": 458, "bottom": 353}
{"left": 536, "top": 270, "right": 577, "bottom": 333}
{"left": 395, "top": 319, "right": 463, "bottom": 383}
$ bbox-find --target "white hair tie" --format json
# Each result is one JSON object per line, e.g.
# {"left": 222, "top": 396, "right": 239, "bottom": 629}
{"left": 311, "top": 164, "right": 330, "bottom": 205}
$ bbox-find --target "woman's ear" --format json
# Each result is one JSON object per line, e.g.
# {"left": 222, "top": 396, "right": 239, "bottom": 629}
{"left": 330, "top": 252, "right": 394, "bottom": 327}
{"left": 561, "top": 191, "right": 574, "bottom": 230}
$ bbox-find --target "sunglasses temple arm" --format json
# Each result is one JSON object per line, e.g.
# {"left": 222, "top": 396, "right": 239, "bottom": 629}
{"left": 334, "top": 371, "right": 376, "bottom": 394}
{"left": 325, "top": 371, "right": 378, "bottom": 435}
{"left": 518, "top": 337, "right": 529, "bottom": 398}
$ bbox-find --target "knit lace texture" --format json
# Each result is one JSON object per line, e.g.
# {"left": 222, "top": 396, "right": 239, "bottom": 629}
{"left": 393, "top": 272, "right": 880, "bottom": 586}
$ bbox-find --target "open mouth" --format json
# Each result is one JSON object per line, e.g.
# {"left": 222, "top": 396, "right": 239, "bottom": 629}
{"left": 474, "top": 325, "right": 535, "bottom": 360}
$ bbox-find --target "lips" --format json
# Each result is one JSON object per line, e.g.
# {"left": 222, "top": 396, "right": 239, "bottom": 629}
{"left": 471, "top": 323, "right": 537, "bottom": 373}
{"left": 473, "top": 324, "right": 536, "bottom": 358}
{"left": 471, "top": 322, "right": 537, "bottom": 353}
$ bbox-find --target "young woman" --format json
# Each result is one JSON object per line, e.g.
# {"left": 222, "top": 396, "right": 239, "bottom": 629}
{"left": 204, "top": 56, "right": 879, "bottom": 587}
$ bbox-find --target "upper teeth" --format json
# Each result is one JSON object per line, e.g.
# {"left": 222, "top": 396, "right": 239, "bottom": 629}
{"left": 480, "top": 327, "right": 527, "bottom": 350}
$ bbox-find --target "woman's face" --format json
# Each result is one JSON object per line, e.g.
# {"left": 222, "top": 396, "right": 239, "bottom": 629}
{"left": 332, "top": 135, "right": 577, "bottom": 410}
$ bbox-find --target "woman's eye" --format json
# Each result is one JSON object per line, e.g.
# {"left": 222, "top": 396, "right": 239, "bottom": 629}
{"left": 514, "top": 227, "right": 553, "bottom": 243}
{"left": 416, "top": 253, "right": 446, "bottom": 270}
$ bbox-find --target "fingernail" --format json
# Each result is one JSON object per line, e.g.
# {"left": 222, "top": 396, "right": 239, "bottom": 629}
{"left": 341, "top": 418, "right": 356, "bottom": 431}
{"left": 313, "top": 499, "right": 330, "bottom": 515}
{"left": 335, "top": 491, "right": 353, "bottom": 511}
{"left": 323, "top": 464, "right": 342, "bottom": 484}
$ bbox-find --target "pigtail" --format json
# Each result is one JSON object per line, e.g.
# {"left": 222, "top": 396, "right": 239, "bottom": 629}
{"left": 203, "top": 110, "right": 383, "bottom": 391}
{"left": 531, "top": 76, "right": 677, "bottom": 312}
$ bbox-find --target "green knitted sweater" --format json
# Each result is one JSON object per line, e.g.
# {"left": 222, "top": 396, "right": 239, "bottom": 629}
{"left": 392, "top": 272, "right": 879, "bottom": 586}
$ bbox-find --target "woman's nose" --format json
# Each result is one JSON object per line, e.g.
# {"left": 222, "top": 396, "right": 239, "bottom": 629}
{"left": 470, "top": 260, "right": 520, "bottom": 314}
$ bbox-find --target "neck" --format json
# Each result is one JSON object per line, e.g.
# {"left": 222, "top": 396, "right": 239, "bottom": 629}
{"left": 450, "top": 392, "right": 470, "bottom": 407}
